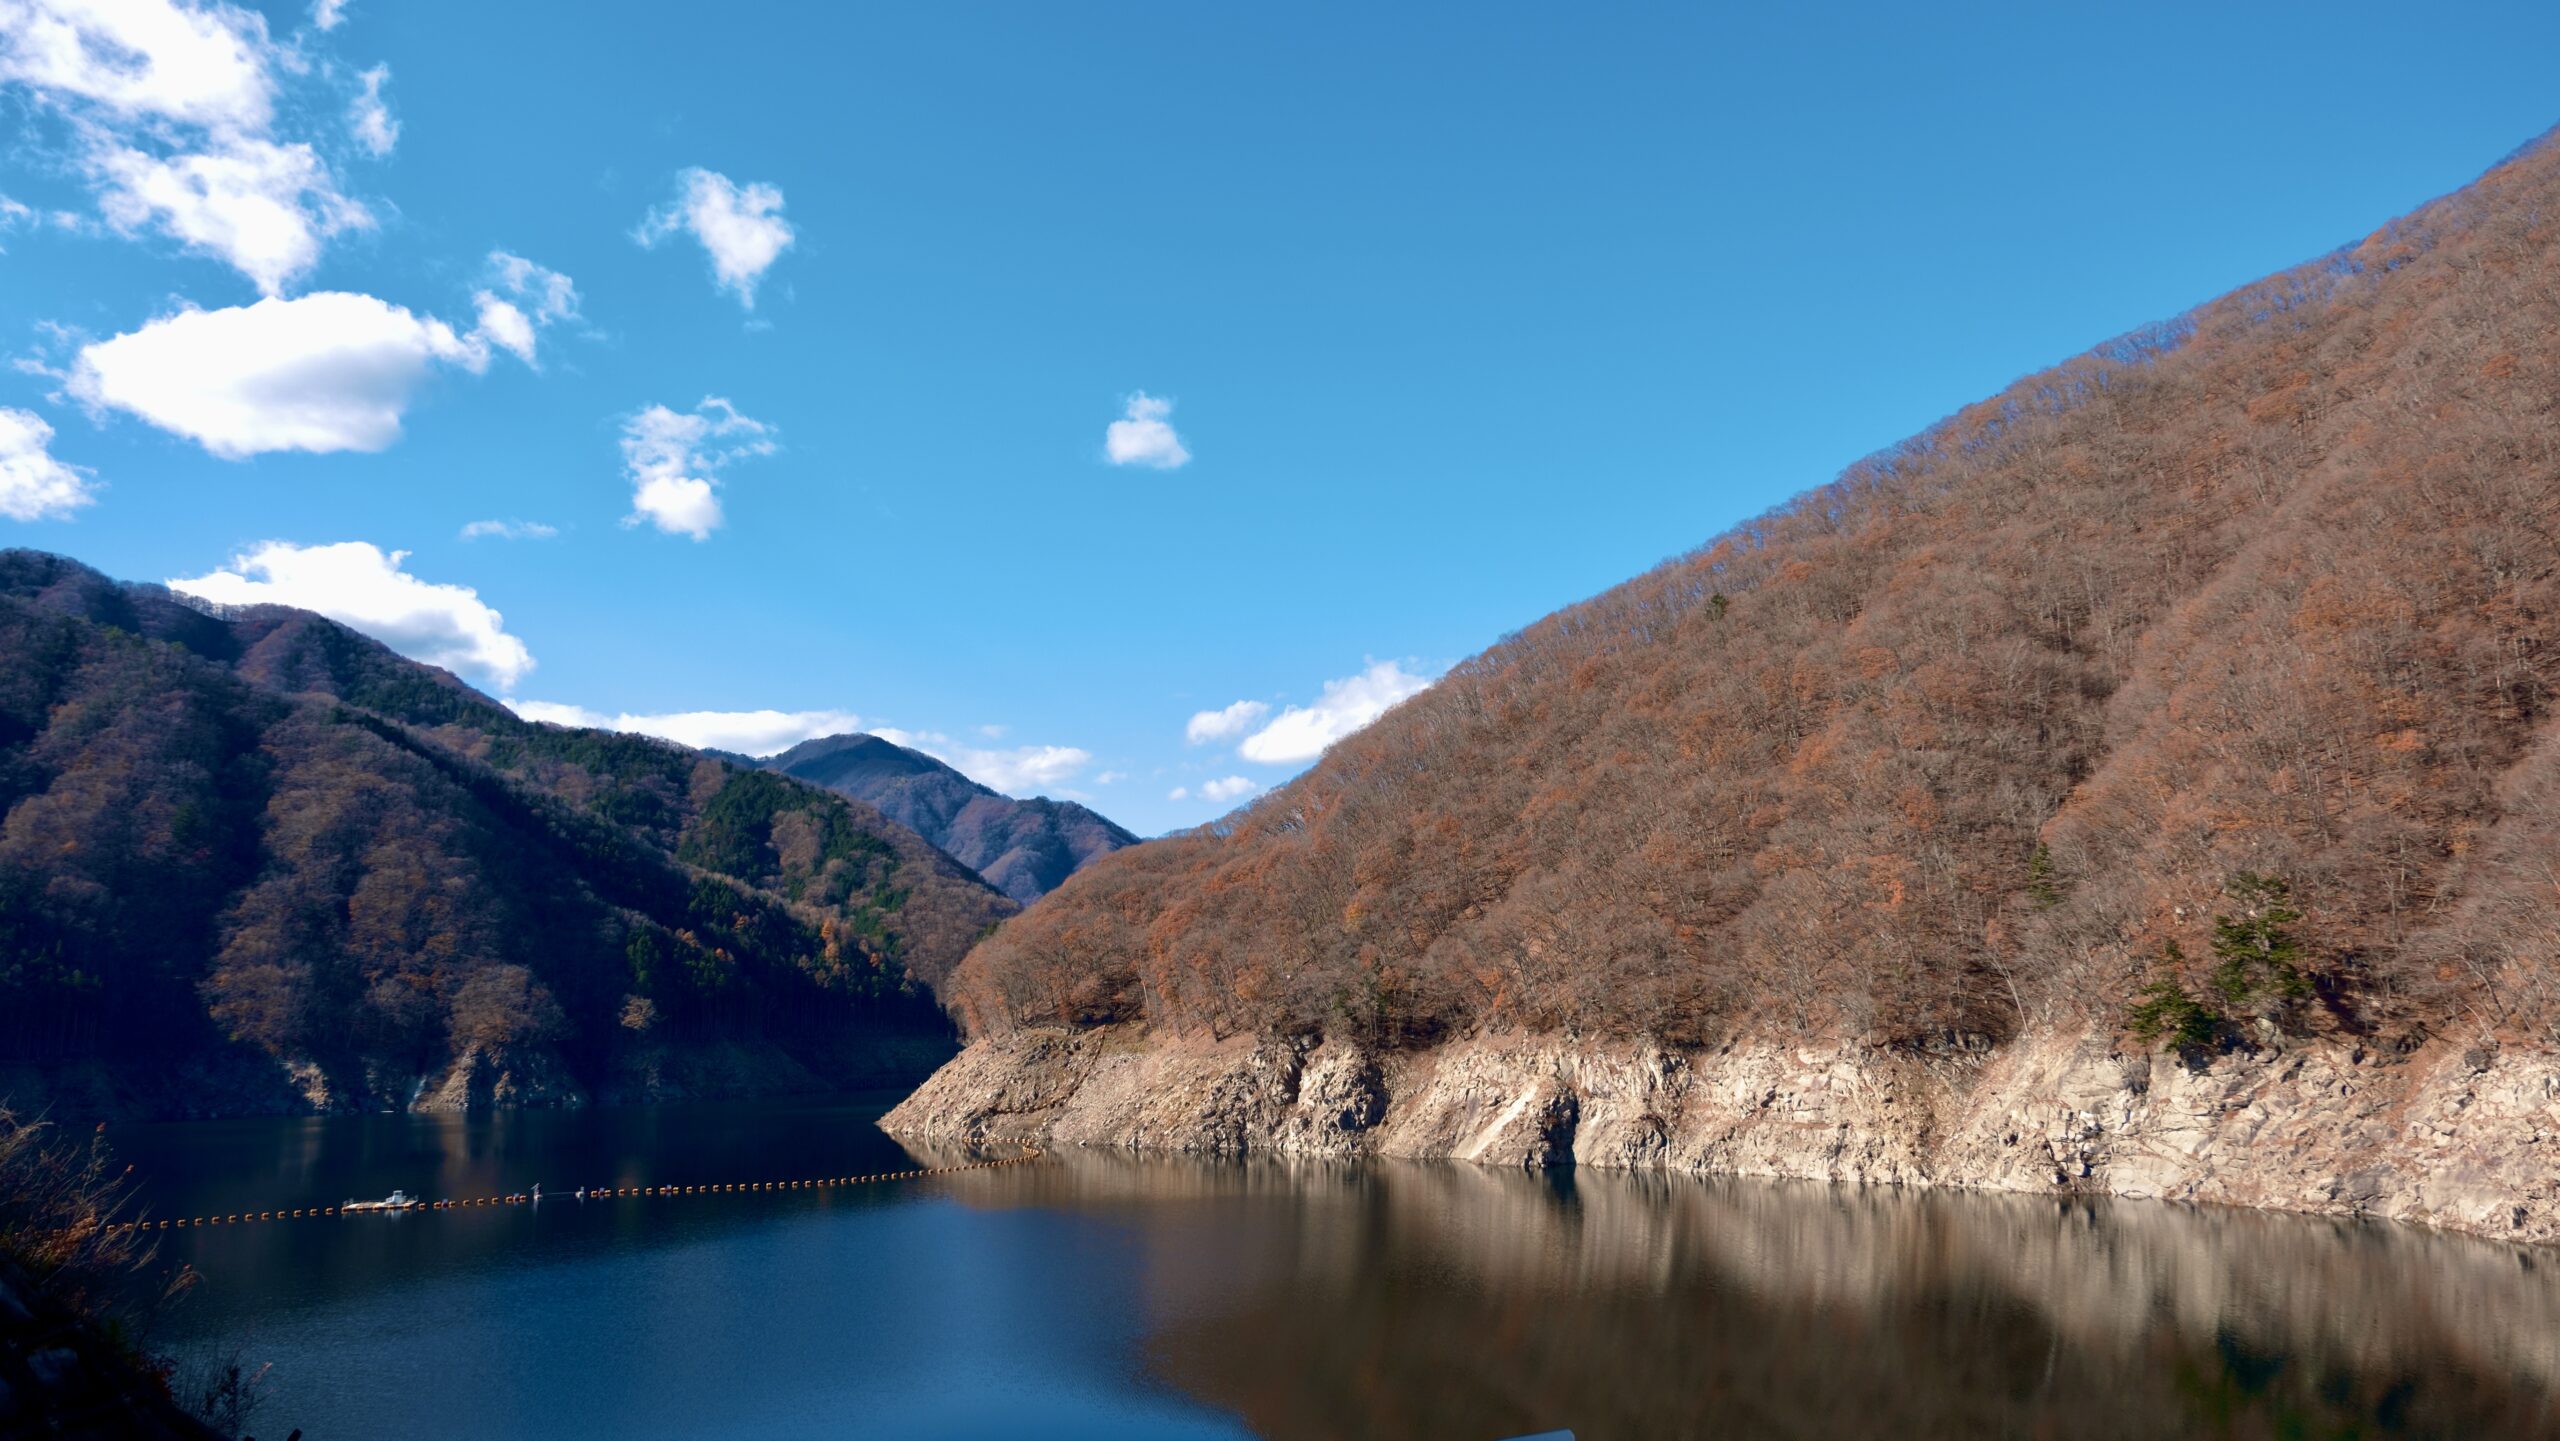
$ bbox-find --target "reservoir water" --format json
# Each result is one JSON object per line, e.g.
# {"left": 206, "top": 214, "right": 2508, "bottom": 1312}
{"left": 106, "top": 1095, "right": 2560, "bottom": 1440}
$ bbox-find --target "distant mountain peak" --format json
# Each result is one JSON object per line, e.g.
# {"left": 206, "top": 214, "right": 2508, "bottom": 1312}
{"left": 756, "top": 732, "right": 1138, "bottom": 904}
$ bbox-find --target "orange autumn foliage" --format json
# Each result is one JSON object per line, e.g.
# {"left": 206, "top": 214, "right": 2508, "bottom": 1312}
{"left": 955, "top": 127, "right": 2560, "bottom": 1052}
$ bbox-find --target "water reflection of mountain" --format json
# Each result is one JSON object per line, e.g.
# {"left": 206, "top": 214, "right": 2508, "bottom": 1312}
{"left": 929, "top": 1151, "right": 2560, "bottom": 1440}
{"left": 116, "top": 1097, "right": 949, "bottom": 1329}
{"left": 112, "top": 1116, "right": 2560, "bottom": 1440}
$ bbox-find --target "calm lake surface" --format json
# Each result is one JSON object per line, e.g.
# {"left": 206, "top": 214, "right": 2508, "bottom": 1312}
{"left": 105, "top": 1095, "right": 2560, "bottom": 1440}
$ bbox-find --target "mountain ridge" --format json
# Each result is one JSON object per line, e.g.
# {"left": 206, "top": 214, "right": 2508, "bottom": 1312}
{"left": 0, "top": 551, "right": 1016, "bottom": 1120}
{"left": 888, "top": 125, "right": 2560, "bottom": 1245}
{"left": 755, "top": 732, "right": 1138, "bottom": 904}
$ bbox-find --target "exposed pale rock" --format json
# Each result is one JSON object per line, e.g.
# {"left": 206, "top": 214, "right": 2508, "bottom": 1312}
{"left": 883, "top": 1025, "right": 2560, "bottom": 1245}
{"left": 411, "top": 1045, "right": 590, "bottom": 1112}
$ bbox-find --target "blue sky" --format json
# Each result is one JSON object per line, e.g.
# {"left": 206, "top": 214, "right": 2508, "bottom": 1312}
{"left": 2, "top": 0, "right": 2556, "bottom": 835}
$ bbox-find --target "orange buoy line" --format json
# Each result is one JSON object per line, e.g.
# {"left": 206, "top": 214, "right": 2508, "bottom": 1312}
{"left": 97, "top": 1149, "right": 1045, "bottom": 1234}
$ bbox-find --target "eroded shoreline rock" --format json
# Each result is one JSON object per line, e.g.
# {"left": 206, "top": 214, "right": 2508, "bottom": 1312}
{"left": 881, "top": 1025, "right": 2560, "bottom": 1245}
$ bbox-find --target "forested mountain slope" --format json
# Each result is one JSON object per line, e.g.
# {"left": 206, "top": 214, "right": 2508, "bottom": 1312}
{"left": 943, "top": 129, "right": 2560, "bottom": 1064}
{"left": 0, "top": 554, "right": 1016, "bottom": 1117}
{"left": 758, "top": 733, "right": 1139, "bottom": 904}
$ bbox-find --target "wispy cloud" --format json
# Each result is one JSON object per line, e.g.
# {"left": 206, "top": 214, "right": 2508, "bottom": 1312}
{"left": 347, "top": 63, "right": 396, "bottom": 156}
{"left": 635, "top": 168, "right": 795, "bottom": 309}
{"left": 0, "top": 0, "right": 383, "bottom": 294}
{"left": 458, "top": 519, "right": 557, "bottom": 541}
{"left": 619, "top": 395, "right": 776, "bottom": 540}
{"left": 472, "top": 250, "right": 580, "bottom": 366}
{"left": 89, "top": 135, "right": 373, "bottom": 296}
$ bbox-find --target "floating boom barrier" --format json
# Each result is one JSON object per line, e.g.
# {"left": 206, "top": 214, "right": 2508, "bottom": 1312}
{"left": 96, "top": 1150, "right": 1042, "bottom": 1234}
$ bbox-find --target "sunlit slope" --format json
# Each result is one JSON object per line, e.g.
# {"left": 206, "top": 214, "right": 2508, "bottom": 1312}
{"left": 953, "top": 129, "right": 2560, "bottom": 1053}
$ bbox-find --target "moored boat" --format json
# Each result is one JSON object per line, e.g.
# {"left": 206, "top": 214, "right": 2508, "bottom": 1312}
{"left": 341, "top": 1189, "right": 423, "bottom": 1213}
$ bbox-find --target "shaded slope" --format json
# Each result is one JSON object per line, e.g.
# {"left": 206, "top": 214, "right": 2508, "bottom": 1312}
{"left": 949, "top": 127, "right": 2560, "bottom": 1058}
{"left": 0, "top": 553, "right": 1016, "bottom": 1115}
{"left": 760, "top": 732, "right": 1139, "bottom": 904}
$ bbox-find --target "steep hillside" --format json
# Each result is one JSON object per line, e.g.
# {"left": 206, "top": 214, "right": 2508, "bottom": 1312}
{"left": 896, "top": 130, "right": 2560, "bottom": 1241}
{"left": 759, "top": 733, "right": 1138, "bottom": 904}
{"left": 0, "top": 553, "right": 1016, "bottom": 1118}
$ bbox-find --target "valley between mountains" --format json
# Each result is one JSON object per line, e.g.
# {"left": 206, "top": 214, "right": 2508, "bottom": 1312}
{"left": 0, "top": 552, "right": 1131, "bottom": 1119}
{"left": 7, "top": 130, "right": 2560, "bottom": 1248}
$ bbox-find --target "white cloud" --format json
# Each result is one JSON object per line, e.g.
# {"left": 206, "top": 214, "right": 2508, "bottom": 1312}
{"left": 1199, "top": 775, "right": 1257, "bottom": 803}
{"left": 89, "top": 133, "right": 371, "bottom": 295}
{"left": 170, "top": 540, "right": 534, "bottom": 688}
{"left": 487, "top": 251, "right": 578, "bottom": 324}
{"left": 506, "top": 699, "right": 1091, "bottom": 793}
{"left": 310, "top": 0, "right": 347, "bottom": 31}
{"left": 962, "top": 745, "right": 1090, "bottom": 795}
{"left": 1094, "top": 770, "right": 1127, "bottom": 785}
{"left": 620, "top": 396, "right": 775, "bottom": 540}
{"left": 507, "top": 702, "right": 859, "bottom": 757}
{"left": 347, "top": 63, "right": 394, "bottom": 156}
{"left": 1185, "top": 698, "right": 1268, "bottom": 745}
{"left": 471, "top": 250, "right": 579, "bottom": 367}
{"left": 870, "top": 727, "right": 1090, "bottom": 796}
{"left": 635, "top": 168, "right": 795, "bottom": 309}
{"left": 472, "top": 295, "right": 534, "bottom": 366}
{"left": 0, "top": 0, "right": 276, "bottom": 130}
{"left": 1167, "top": 786, "right": 1188, "bottom": 801}
{"left": 1238, "top": 659, "right": 1435, "bottom": 764}
{"left": 458, "top": 518, "right": 555, "bottom": 541}
{"left": 1105, "top": 392, "right": 1190, "bottom": 469}
{"left": 0, "top": 407, "right": 98, "bottom": 520}
{"left": 502, "top": 700, "right": 596, "bottom": 726}
{"left": 68, "top": 291, "right": 509, "bottom": 458}
{"left": 0, "top": 0, "right": 385, "bottom": 295}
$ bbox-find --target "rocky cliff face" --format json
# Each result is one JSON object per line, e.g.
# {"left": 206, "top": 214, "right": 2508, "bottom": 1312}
{"left": 882, "top": 1026, "right": 2560, "bottom": 1245}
